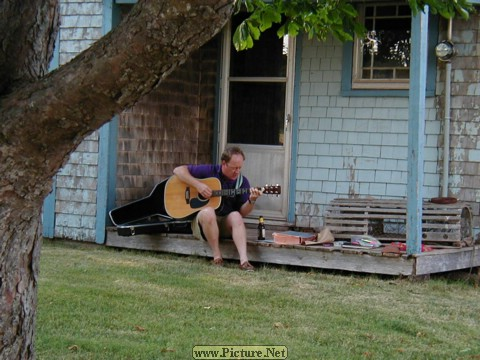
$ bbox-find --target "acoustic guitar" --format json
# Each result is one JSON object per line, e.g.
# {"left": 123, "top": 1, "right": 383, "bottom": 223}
{"left": 164, "top": 175, "right": 281, "bottom": 219}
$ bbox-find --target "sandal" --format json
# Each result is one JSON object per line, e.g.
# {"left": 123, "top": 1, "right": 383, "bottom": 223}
{"left": 239, "top": 261, "right": 255, "bottom": 271}
{"left": 211, "top": 258, "right": 224, "bottom": 266}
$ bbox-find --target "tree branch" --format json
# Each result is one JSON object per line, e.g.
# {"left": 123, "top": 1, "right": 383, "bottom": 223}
{"left": 0, "top": 0, "right": 234, "bottom": 203}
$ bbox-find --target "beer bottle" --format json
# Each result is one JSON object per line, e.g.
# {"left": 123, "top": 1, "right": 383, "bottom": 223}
{"left": 258, "top": 216, "right": 266, "bottom": 240}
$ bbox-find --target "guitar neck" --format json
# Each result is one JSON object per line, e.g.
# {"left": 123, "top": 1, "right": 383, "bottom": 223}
{"left": 212, "top": 188, "right": 250, "bottom": 197}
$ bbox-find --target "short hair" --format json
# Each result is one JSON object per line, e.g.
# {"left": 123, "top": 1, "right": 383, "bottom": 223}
{"left": 221, "top": 146, "right": 245, "bottom": 162}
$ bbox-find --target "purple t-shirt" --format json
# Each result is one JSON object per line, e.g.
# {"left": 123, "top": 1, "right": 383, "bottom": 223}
{"left": 187, "top": 164, "right": 251, "bottom": 216}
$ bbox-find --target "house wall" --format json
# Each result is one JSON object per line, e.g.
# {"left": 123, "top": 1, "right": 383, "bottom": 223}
{"left": 440, "top": 14, "right": 480, "bottom": 234}
{"left": 295, "top": 36, "right": 440, "bottom": 229}
{"left": 295, "top": 13, "right": 480, "bottom": 238}
{"left": 115, "top": 38, "right": 219, "bottom": 206}
{"left": 52, "top": 0, "right": 104, "bottom": 241}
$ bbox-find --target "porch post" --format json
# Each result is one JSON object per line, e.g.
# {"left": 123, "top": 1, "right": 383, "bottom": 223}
{"left": 406, "top": 7, "right": 429, "bottom": 255}
{"left": 95, "top": 0, "right": 119, "bottom": 244}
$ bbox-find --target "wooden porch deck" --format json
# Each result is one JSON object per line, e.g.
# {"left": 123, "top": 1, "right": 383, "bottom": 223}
{"left": 105, "top": 227, "right": 480, "bottom": 277}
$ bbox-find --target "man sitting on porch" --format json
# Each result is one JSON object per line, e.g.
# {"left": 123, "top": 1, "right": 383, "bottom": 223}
{"left": 173, "top": 146, "right": 262, "bottom": 271}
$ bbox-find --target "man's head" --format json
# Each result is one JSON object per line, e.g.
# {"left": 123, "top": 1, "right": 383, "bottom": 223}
{"left": 221, "top": 146, "right": 245, "bottom": 180}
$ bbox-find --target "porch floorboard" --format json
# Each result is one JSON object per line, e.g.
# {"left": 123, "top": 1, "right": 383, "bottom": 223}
{"left": 105, "top": 228, "right": 480, "bottom": 277}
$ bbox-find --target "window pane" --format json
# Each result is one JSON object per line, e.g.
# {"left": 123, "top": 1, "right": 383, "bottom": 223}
{"left": 360, "top": 4, "right": 411, "bottom": 81}
{"left": 365, "top": 6, "right": 374, "bottom": 17}
{"left": 228, "top": 82, "right": 285, "bottom": 145}
{"left": 373, "top": 69, "right": 393, "bottom": 78}
{"left": 396, "top": 69, "right": 409, "bottom": 79}
{"left": 398, "top": 6, "right": 411, "bottom": 16}
{"left": 230, "top": 15, "right": 287, "bottom": 77}
{"left": 376, "top": 5, "right": 397, "bottom": 16}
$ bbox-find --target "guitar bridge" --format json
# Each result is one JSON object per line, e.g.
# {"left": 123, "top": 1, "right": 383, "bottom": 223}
{"left": 184, "top": 187, "right": 190, "bottom": 204}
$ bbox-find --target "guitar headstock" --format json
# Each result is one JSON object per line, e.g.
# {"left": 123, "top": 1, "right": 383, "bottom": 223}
{"left": 261, "top": 184, "right": 281, "bottom": 195}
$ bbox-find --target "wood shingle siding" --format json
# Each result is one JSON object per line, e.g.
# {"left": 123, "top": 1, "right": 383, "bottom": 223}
{"left": 439, "top": 16, "right": 480, "bottom": 232}
{"left": 52, "top": 0, "right": 103, "bottom": 241}
{"left": 115, "top": 37, "right": 219, "bottom": 206}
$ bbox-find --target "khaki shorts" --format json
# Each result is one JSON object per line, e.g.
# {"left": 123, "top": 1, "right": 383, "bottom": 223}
{"left": 191, "top": 213, "right": 232, "bottom": 240}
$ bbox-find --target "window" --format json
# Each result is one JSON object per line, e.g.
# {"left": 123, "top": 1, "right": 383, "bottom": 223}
{"left": 227, "top": 14, "right": 289, "bottom": 145}
{"left": 352, "top": 3, "right": 411, "bottom": 90}
{"left": 342, "top": 4, "right": 438, "bottom": 96}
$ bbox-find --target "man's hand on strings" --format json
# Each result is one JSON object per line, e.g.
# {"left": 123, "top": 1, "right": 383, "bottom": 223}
{"left": 197, "top": 182, "right": 212, "bottom": 199}
{"left": 249, "top": 187, "right": 262, "bottom": 203}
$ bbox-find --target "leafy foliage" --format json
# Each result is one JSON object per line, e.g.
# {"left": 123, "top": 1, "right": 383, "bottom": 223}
{"left": 233, "top": 0, "right": 476, "bottom": 51}
{"left": 408, "top": 0, "right": 474, "bottom": 20}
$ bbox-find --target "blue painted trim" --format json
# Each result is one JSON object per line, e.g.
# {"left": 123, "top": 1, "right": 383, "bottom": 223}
{"left": 288, "top": 36, "right": 303, "bottom": 223}
{"left": 212, "top": 35, "right": 222, "bottom": 163}
{"left": 103, "top": 0, "right": 124, "bottom": 32}
{"left": 115, "top": 0, "right": 137, "bottom": 3}
{"left": 96, "top": 117, "right": 119, "bottom": 244}
{"left": 103, "top": 0, "right": 114, "bottom": 33}
{"left": 95, "top": 0, "right": 119, "bottom": 244}
{"left": 42, "top": 183, "right": 56, "bottom": 238}
{"left": 341, "top": 14, "right": 439, "bottom": 97}
{"left": 406, "top": 9, "right": 429, "bottom": 255}
{"left": 340, "top": 41, "right": 354, "bottom": 94}
{"left": 49, "top": 35, "right": 60, "bottom": 71}
{"left": 42, "top": 28, "right": 61, "bottom": 237}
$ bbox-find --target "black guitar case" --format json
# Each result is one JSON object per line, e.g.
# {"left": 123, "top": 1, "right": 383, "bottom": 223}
{"left": 109, "top": 179, "right": 192, "bottom": 237}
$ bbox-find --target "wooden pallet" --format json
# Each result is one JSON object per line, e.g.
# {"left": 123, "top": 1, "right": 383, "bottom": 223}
{"left": 324, "top": 198, "right": 473, "bottom": 248}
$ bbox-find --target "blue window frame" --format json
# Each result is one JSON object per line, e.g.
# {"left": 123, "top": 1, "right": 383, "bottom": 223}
{"left": 341, "top": 6, "right": 438, "bottom": 97}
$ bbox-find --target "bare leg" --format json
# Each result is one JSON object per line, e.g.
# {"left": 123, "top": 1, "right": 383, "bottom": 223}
{"left": 197, "top": 207, "right": 222, "bottom": 261}
{"left": 225, "top": 212, "right": 249, "bottom": 265}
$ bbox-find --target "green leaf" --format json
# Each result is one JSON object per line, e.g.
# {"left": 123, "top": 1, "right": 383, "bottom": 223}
{"left": 259, "top": 6, "right": 281, "bottom": 31}
{"left": 453, "top": 0, "right": 472, "bottom": 20}
{"left": 277, "top": 23, "right": 287, "bottom": 38}
{"left": 341, "top": 3, "right": 358, "bottom": 18}
{"left": 232, "top": 0, "right": 475, "bottom": 52}
{"left": 247, "top": 21, "right": 261, "bottom": 40}
{"left": 233, "top": 22, "right": 250, "bottom": 51}
{"left": 233, "top": 0, "right": 242, "bottom": 15}
{"left": 244, "top": 0, "right": 254, "bottom": 12}
{"left": 287, "top": 21, "right": 300, "bottom": 37}
{"left": 232, "top": 29, "right": 242, "bottom": 51}
{"left": 246, "top": 35, "right": 254, "bottom": 49}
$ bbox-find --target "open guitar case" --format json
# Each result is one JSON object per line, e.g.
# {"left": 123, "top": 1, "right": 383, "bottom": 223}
{"left": 109, "top": 179, "right": 193, "bottom": 237}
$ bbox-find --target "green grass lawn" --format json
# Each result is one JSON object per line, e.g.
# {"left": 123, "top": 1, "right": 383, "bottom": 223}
{"left": 37, "top": 239, "right": 480, "bottom": 360}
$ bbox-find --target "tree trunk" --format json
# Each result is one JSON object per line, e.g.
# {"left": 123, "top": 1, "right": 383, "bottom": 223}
{"left": 0, "top": 0, "right": 59, "bottom": 94}
{"left": 0, "top": 207, "right": 42, "bottom": 358}
{"left": 0, "top": 0, "right": 234, "bottom": 358}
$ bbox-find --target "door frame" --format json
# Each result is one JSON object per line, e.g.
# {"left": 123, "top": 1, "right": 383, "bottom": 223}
{"left": 217, "top": 20, "right": 297, "bottom": 225}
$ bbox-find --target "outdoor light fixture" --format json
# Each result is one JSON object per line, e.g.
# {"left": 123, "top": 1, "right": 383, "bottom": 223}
{"left": 435, "top": 40, "right": 456, "bottom": 62}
